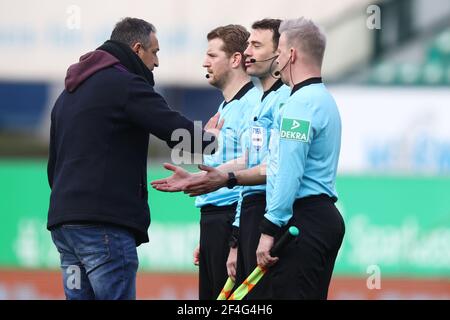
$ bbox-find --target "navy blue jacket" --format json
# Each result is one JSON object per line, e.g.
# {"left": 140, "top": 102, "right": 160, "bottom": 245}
{"left": 47, "top": 52, "right": 214, "bottom": 245}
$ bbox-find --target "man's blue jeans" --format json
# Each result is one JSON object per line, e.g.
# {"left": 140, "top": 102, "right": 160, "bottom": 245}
{"left": 51, "top": 223, "right": 139, "bottom": 300}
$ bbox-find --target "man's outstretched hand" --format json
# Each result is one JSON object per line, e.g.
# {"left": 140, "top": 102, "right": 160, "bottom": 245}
{"left": 151, "top": 163, "right": 194, "bottom": 192}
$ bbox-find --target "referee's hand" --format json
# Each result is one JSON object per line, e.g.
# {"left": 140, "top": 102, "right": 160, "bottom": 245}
{"left": 204, "top": 112, "right": 224, "bottom": 138}
{"left": 256, "top": 234, "right": 279, "bottom": 268}
{"left": 183, "top": 164, "right": 228, "bottom": 196}
{"left": 193, "top": 244, "right": 200, "bottom": 266}
{"left": 226, "top": 248, "right": 238, "bottom": 282}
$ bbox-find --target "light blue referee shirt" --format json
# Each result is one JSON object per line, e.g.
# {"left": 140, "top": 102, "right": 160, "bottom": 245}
{"left": 195, "top": 82, "right": 261, "bottom": 208}
{"left": 263, "top": 77, "right": 341, "bottom": 230}
{"left": 232, "top": 80, "right": 291, "bottom": 227}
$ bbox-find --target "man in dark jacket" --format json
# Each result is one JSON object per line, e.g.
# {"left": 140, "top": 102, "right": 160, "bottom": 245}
{"left": 47, "top": 17, "right": 216, "bottom": 300}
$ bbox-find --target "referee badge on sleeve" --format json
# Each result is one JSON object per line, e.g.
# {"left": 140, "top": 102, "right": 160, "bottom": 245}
{"left": 251, "top": 126, "right": 264, "bottom": 151}
{"left": 280, "top": 118, "right": 310, "bottom": 142}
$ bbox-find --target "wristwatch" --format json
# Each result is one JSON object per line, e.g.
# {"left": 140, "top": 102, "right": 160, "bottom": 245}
{"left": 226, "top": 172, "right": 238, "bottom": 189}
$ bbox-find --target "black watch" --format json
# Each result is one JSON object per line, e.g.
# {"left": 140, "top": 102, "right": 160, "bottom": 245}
{"left": 226, "top": 172, "right": 238, "bottom": 189}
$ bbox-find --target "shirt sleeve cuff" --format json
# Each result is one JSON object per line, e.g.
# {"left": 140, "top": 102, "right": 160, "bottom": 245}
{"left": 259, "top": 217, "right": 282, "bottom": 237}
{"left": 228, "top": 226, "right": 240, "bottom": 248}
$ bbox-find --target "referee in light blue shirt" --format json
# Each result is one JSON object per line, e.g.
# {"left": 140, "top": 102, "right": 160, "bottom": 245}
{"left": 195, "top": 25, "right": 260, "bottom": 300}
{"left": 227, "top": 19, "right": 291, "bottom": 300}
{"left": 231, "top": 79, "right": 290, "bottom": 299}
{"left": 256, "top": 18, "right": 345, "bottom": 300}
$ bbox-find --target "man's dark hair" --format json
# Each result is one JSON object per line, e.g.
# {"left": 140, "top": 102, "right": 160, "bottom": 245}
{"left": 110, "top": 17, "right": 156, "bottom": 49}
{"left": 251, "top": 18, "right": 282, "bottom": 51}
{"left": 207, "top": 24, "right": 250, "bottom": 67}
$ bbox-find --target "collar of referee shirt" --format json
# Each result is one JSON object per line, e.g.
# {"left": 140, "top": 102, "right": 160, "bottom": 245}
{"left": 97, "top": 40, "right": 155, "bottom": 86}
{"left": 222, "top": 81, "right": 254, "bottom": 108}
{"left": 290, "top": 77, "right": 322, "bottom": 96}
{"left": 261, "top": 79, "right": 283, "bottom": 101}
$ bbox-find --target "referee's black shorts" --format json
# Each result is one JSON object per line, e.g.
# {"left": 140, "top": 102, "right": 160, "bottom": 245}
{"left": 199, "top": 202, "right": 237, "bottom": 300}
{"left": 235, "top": 192, "right": 272, "bottom": 299}
{"left": 269, "top": 194, "right": 345, "bottom": 299}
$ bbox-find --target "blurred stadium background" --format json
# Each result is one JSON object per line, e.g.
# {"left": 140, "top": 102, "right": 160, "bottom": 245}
{"left": 0, "top": 0, "right": 449, "bottom": 299}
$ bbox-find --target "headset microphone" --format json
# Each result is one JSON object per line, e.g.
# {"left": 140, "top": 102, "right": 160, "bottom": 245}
{"left": 248, "top": 55, "right": 278, "bottom": 64}
{"left": 272, "top": 55, "right": 292, "bottom": 78}
{"left": 205, "top": 74, "right": 210, "bottom": 79}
